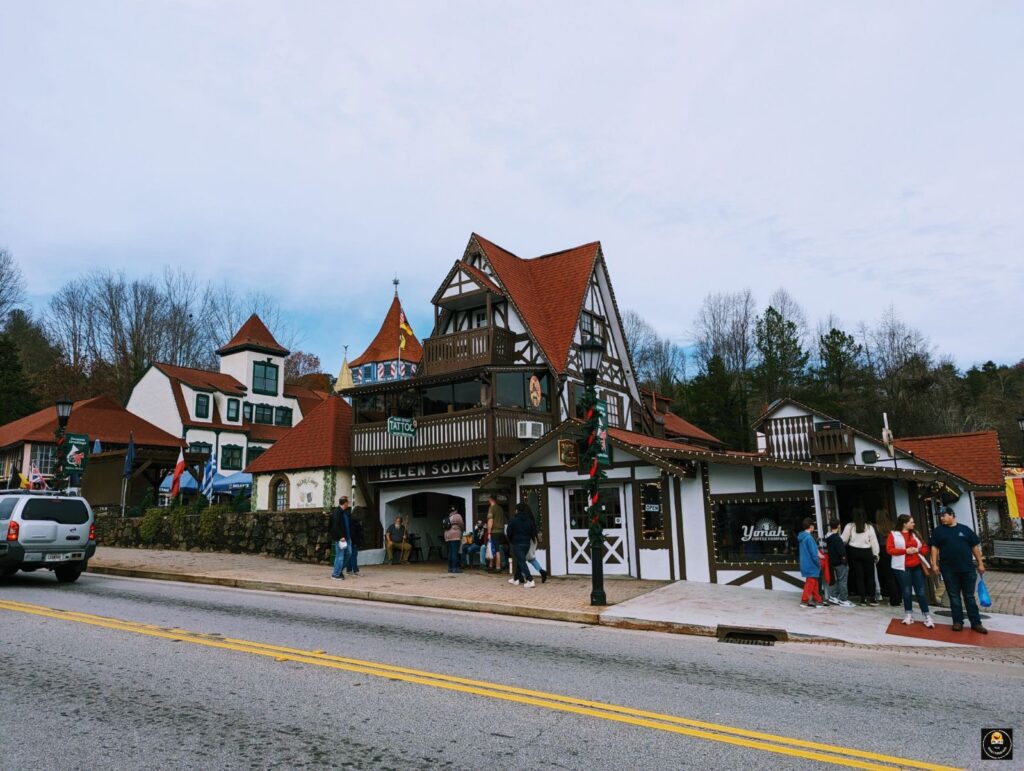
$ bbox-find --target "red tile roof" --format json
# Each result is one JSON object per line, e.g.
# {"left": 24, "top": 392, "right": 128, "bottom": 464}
{"left": 245, "top": 395, "right": 352, "bottom": 473}
{"left": 607, "top": 427, "right": 708, "bottom": 453}
{"left": 0, "top": 396, "right": 183, "bottom": 450}
{"left": 154, "top": 363, "right": 247, "bottom": 396}
{"left": 473, "top": 234, "right": 599, "bottom": 374}
{"left": 661, "top": 411, "right": 725, "bottom": 447}
{"left": 216, "top": 314, "right": 289, "bottom": 357}
{"left": 895, "top": 431, "right": 1004, "bottom": 488}
{"left": 350, "top": 295, "right": 423, "bottom": 367}
{"left": 283, "top": 384, "right": 329, "bottom": 418}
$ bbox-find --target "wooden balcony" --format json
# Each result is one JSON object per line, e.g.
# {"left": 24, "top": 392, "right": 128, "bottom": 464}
{"left": 352, "top": 407, "right": 552, "bottom": 467}
{"left": 809, "top": 427, "right": 856, "bottom": 457}
{"left": 421, "top": 327, "right": 515, "bottom": 377}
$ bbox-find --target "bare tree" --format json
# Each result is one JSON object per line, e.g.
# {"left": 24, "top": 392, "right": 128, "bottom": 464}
{"left": 693, "top": 289, "right": 757, "bottom": 378}
{"left": 767, "top": 287, "right": 808, "bottom": 349}
{"left": 0, "top": 248, "right": 26, "bottom": 323}
{"left": 210, "top": 285, "right": 299, "bottom": 353}
{"left": 47, "top": 280, "right": 92, "bottom": 372}
{"left": 161, "top": 268, "right": 218, "bottom": 369}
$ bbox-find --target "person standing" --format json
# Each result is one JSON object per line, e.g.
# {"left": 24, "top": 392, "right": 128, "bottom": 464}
{"left": 873, "top": 508, "right": 901, "bottom": 606}
{"left": 842, "top": 508, "right": 880, "bottom": 606}
{"left": 931, "top": 506, "right": 987, "bottom": 634}
{"left": 342, "top": 499, "right": 361, "bottom": 577}
{"left": 486, "top": 494, "right": 507, "bottom": 573}
{"left": 444, "top": 505, "right": 465, "bottom": 574}
{"left": 824, "top": 519, "right": 852, "bottom": 607}
{"left": 886, "top": 514, "right": 934, "bottom": 627}
{"left": 328, "top": 497, "right": 349, "bottom": 581}
{"left": 506, "top": 502, "right": 538, "bottom": 588}
{"left": 797, "top": 518, "right": 822, "bottom": 608}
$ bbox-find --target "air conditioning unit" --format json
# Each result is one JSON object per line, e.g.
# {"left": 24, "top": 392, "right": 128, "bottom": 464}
{"left": 516, "top": 420, "right": 545, "bottom": 440}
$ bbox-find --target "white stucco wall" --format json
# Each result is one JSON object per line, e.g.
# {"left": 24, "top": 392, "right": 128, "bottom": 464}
{"left": 253, "top": 467, "right": 353, "bottom": 512}
{"left": 709, "top": 465, "right": 756, "bottom": 494}
{"left": 762, "top": 468, "right": 812, "bottom": 492}
{"left": 126, "top": 368, "right": 182, "bottom": 438}
{"left": 679, "top": 474, "right": 710, "bottom": 583}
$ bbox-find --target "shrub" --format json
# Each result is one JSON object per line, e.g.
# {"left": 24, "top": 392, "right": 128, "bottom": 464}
{"left": 139, "top": 507, "right": 164, "bottom": 544}
{"left": 198, "top": 507, "right": 224, "bottom": 544}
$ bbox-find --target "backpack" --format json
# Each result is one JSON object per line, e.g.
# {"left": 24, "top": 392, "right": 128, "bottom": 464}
{"left": 442, "top": 515, "right": 452, "bottom": 530}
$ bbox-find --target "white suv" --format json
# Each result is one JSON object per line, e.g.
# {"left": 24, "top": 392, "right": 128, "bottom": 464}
{"left": 0, "top": 491, "right": 96, "bottom": 583}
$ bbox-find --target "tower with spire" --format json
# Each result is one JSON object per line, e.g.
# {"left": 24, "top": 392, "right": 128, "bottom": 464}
{"left": 348, "top": 281, "right": 422, "bottom": 385}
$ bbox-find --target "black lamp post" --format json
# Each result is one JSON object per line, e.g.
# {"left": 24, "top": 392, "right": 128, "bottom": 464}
{"left": 1018, "top": 415, "right": 1024, "bottom": 457}
{"left": 53, "top": 397, "right": 74, "bottom": 491}
{"left": 578, "top": 335, "right": 607, "bottom": 606}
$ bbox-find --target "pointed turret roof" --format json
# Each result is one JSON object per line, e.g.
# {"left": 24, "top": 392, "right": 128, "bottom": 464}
{"left": 335, "top": 357, "right": 354, "bottom": 392}
{"left": 216, "top": 314, "right": 289, "bottom": 357}
{"left": 350, "top": 296, "right": 423, "bottom": 367}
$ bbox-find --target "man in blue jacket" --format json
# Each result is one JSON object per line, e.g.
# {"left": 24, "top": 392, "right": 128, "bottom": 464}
{"left": 797, "top": 518, "right": 823, "bottom": 608}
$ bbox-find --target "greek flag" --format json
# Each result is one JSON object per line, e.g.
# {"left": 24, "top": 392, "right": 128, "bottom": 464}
{"left": 202, "top": 453, "right": 217, "bottom": 500}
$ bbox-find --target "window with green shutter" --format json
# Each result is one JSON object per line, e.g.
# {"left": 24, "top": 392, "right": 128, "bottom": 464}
{"left": 221, "top": 445, "right": 243, "bottom": 471}
{"left": 195, "top": 393, "right": 210, "bottom": 418}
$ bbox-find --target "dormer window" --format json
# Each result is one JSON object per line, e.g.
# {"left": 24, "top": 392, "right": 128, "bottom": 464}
{"left": 195, "top": 394, "right": 210, "bottom": 419}
{"left": 253, "top": 361, "right": 278, "bottom": 396}
{"left": 227, "top": 398, "right": 240, "bottom": 422}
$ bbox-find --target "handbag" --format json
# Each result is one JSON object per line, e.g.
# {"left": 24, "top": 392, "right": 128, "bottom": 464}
{"left": 978, "top": 575, "right": 992, "bottom": 608}
{"left": 918, "top": 553, "right": 931, "bottom": 577}
{"left": 526, "top": 539, "right": 537, "bottom": 561}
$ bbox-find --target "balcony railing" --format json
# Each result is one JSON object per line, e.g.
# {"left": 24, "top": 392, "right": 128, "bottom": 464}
{"left": 809, "top": 427, "right": 856, "bottom": 457}
{"left": 420, "top": 327, "right": 515, "bottom": 376}
{"left": 352, "top": 407, "right": 552, "bottom": 467}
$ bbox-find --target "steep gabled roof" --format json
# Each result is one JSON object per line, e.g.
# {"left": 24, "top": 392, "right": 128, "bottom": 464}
{"left": 896, "top": 431, "right": 1004, "bottom": 489}
{"left": 350, "top": 295, "right": 423, "bottom": 367}
{"left": 472, "top": 234, "right": 600, "bottom": 374}
{"left": 216, "top": 314, "right": 289, "bottom": 357}
{"left": 245, "top": 395, "right": 352, "bottom": 474}
{"left": 153, "top": 363, "right": 247, "bottom": 396}
{"left": 283, "top": 384, "right": 329, "bottom": 418}
{"left": 0, "top": 396, "right": 183, "bottom": 451}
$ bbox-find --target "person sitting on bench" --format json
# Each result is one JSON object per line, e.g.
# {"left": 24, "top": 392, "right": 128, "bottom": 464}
{"left": 386, "top": 516, "right": 412, "bottom": 564}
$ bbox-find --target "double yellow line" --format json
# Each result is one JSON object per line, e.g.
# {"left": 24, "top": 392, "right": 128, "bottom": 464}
{"left": 0, "top": 598, "right": 958, "bottom": 770}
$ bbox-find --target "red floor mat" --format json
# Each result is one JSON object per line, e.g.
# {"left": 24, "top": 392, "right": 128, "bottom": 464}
{"left": 885, "top": 619, "right": 1024, "bottom": 647}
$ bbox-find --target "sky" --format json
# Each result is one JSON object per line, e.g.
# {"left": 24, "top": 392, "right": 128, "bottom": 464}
{"left": 2, "top": 1, "right": 1022, "bottom": 378}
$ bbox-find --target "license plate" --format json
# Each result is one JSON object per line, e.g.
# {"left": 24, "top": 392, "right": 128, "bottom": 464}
{"left": 45, "top": 553, "right": 64, "bottom": 562}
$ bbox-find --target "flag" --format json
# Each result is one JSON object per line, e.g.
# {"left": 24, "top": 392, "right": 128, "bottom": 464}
{"left": 399, "top": 310, "right": 412, "bottom": 336}
{"left": 1007, "top": 477, "right": 1024, "bottom": 519}
{"left": 122, "top": 432, "right": 135, "bottom": 479}
{"left": 169, "top": 448, "right": 186, "bottom": 497}
{"left": 29, "top": 466, "right": 48, "bottom": 489}
{"left": 92, "top": 439, "right": 103, "bottom": 454}
{"left": 202, "top": 453, "right": 217, "bottom": 500}
{"left": 6, "top": 465, "right": 20, "bottom": 490}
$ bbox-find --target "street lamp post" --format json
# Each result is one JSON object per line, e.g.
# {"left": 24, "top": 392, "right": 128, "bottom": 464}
{"left": 1017, "top": 415, "right": 1024, "bottom": 460}
{"left": 578, "top": 335, "right": 607, "bottom": 606}
{"left": 53, "top": 397, "right": 74, "bottom": 492}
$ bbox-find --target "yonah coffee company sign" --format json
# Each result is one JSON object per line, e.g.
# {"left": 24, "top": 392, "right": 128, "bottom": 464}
{"left": 740, "top": 518, "right": 788, "bottom": 542}
{"left": 371, "top": 457, "right": 492, "bottom": 483}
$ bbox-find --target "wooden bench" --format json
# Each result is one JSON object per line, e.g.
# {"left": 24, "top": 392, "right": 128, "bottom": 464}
{"left": 992, "top": 540, "right": 1024, "bottom": 562}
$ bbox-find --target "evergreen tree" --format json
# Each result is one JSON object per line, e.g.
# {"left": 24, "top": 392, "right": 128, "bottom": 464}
{"left": 753, "top": 306, "right": 808, "bottom": 403}
{"left": 682, "top": 355, "right": 746, "bottom": 449}
{"left": 0, "top": 331, "right": 38, "bottom": 424}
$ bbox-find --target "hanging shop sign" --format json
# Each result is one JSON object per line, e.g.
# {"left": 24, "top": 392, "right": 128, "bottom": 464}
{"left": 387, "top": 416, "right": 417, "bottom": 438}
{"left": 63, "top": 433, "right": 90, "bottom": 473}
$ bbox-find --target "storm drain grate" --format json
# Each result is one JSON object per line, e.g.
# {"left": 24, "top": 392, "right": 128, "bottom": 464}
{"left": 716, "top": 625, "right": 787, "bottom": 646}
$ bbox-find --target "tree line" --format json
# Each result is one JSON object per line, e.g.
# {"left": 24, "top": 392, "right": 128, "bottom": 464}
{"left": 625, "top": 287, "right": 1024, "bottom": 456}
{"left": 0, "top": 248, "right": 322, "bottom": 425}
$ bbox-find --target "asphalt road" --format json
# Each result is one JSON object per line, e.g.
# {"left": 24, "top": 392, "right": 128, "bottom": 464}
{"left": 0, "top": 572, "right": 1019, "bottom": 770}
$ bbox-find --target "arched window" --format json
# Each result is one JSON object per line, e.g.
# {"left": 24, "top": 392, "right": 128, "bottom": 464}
{"left": 269, "top": 474, "right": 289, "bottom": 512}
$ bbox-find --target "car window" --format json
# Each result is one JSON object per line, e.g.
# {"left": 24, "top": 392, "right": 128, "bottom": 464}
{"left": 0, "top": 498, "right": 16, "bottom": 520}
{"left": 21, "top": 499, "right": 89, "bottom": 525}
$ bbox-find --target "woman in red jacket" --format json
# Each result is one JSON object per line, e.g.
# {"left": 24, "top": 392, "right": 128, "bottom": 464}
{"left": 886, "top": 514, "right": 934, "bottom": 628}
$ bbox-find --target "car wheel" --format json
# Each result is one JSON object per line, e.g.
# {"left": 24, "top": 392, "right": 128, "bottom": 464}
{"left": 54, "top": 565, "right": 83, "bottom": 583}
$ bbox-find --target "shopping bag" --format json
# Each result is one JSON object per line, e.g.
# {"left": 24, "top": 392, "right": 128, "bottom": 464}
{"left": 977, "top": 575, "right": 992, "bottom": 608}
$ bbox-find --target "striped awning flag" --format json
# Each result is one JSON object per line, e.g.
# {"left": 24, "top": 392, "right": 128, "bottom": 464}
{"left": 202, "top": 453, "right": 217, "bottom": 500}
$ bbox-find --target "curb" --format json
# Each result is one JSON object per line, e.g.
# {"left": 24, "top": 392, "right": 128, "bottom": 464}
{"left": 87, "top": 565, "right": 602, "bottom": 625}
{"left": 598, "top": 615, "right": 839, "bottom": 643}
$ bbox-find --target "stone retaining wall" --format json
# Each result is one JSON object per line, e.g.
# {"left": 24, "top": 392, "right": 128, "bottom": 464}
{"left": 94, "top": 507, "right": 372, "bottom": 564}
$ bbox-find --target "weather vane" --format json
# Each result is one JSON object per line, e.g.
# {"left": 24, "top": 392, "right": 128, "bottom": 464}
{"left": 393, "top": 275, "right": 399, "bottom": 296}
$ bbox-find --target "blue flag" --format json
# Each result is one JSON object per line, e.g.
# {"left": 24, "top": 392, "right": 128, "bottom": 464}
{"left": 122, "top": 433, "right": 135, "bottom": 479}
{"left": 202, "top": 453, "right": 217, "bottom": 500}
{"left": 92, "top": 439, "right": 103, "bottom": 454}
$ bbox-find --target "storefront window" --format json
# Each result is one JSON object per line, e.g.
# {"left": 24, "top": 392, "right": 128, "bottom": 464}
{"left": 712, "top": 497, "right": 813, "bottom": 563}
{"left": 356, "top": 394, "right": 386, "bottom": 422}
{"left": 639, "top": 481, "right": 665, "bottom": 542}
{"left": 452, "top": 381, "right": 479, "bottom": 411}
{"left": 521, "top": 487, "right": 545, "bottom": 547}
{"left": 568, "top": 487, "right": 622, "bottom": 530}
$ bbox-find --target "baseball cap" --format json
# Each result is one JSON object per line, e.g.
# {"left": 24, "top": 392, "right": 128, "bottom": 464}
{"left": 936, "top": 505, "right": 954, "bottom": 515}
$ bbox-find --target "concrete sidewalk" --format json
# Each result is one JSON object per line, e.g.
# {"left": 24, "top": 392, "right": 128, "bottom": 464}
{"left": 87, "top": 548, "right": 1024, "bottom": 648}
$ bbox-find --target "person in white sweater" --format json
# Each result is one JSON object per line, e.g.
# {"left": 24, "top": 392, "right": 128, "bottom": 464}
{"left": 841, "top": 508, "right": 880, "bottom": 606}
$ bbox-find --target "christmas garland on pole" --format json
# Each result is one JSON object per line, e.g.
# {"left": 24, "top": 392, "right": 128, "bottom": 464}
{"left": 578, "top": 386, "right": 607, "bottom": 547}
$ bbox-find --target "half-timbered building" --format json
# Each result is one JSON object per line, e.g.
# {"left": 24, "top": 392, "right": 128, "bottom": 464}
{"left": 344, "top": 233, "right": 644, "bottom": 552}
